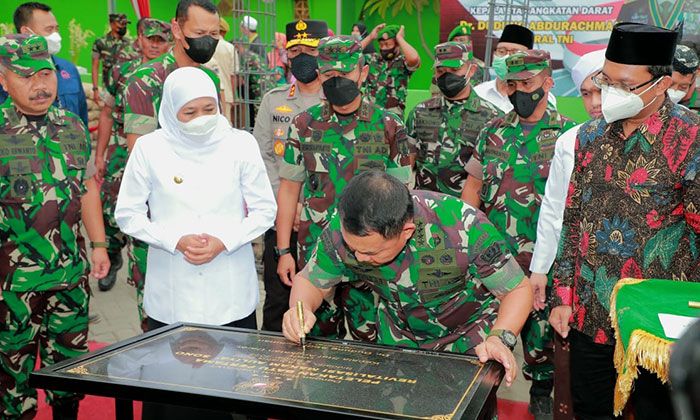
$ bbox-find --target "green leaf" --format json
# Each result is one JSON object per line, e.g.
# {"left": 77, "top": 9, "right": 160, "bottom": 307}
{"left": 689, "top": 230, "right": 698, "bottom": 260}
{"left": 594, "top": 266, "right": 618, "bottom": 312}
{"left": 580, "top": 263, "right": 594, "bottom": 282}
{"left": 643, "top": 222, "right": 685, "bottom": 270}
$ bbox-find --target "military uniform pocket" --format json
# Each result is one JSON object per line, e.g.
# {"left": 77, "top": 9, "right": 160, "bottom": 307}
{"left": 1, "top": 158, "right": 36, "bottom": 204}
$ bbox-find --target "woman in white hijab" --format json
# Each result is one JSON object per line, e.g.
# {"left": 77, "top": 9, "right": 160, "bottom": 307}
{"left": 116, "top": 67, "right": 276, "bottom": 331}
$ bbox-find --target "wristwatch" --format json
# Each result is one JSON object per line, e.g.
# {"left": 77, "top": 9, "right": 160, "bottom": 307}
{"left": 274, "top": 247, "right": 291, "bottom": 257}
{"left": 488, "top": 329, "right": 517, "bottom": 350}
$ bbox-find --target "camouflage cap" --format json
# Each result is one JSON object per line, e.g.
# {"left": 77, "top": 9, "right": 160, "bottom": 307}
{"left": 0, "top": 34, "right": 55, "bottom": 77}
{"left": 141, "top": 18, "right": 171, "bottom": 40}
{"left": 673, "top": 44, "right": 699, "bottom": 74}
{"left": 109, "top": 13, "right": 130, "bottom": 24}
{"left": 378, "top": 24, "right": 400, "bottom": 40}
{"left": 434, "top": 42, "right": 472, "bottom": 68}
{"left": 505, "top": 49, "right": 551, "bottom": 80}
{"left": 447, "top": 21, "right": 472, "bottom": 41}
{"left": 317, "top": 36, "right": 362, "bottom": 73}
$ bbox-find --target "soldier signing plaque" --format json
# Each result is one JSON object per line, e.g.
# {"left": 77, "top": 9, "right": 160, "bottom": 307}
{"left": 31, "top": 324, "right": 502, "bottom": 420}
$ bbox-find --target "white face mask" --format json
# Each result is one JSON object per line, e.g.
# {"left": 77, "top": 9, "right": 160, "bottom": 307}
{"left": 667, "top": 88, "right": 686, "bottom": 104}
{"left": 177, "top": 114, "right": 219, "bottom": 141}
{"left": 601, "top": 78, "right": 662, "bottom": 124}
{"left": 45, "top": 32, "right": 62, "bottom": 55}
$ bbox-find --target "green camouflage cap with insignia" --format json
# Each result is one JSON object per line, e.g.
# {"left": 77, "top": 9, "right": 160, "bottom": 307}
{"left": 109, "top": 13, "right": 130, "bottom": 24}
{"left": 317, "top": 35, "right": 362, "bottom": 73}
{"left": 141, "top": 18, "right": 171, "bottom": 40}
{"left": 673, "top": 44, "right": 699, "bottom": 74}
{"left": 0, "top": 34, "right": 55, "bottom": 77}
{"left": 434, "top": 41, "right": 472, "bottom": 68}
{"left": 378, "top": 24, "right": 400, "bottom": 40}
{"left": 505, "top": 49, "right": 551, "bottom": 80}
{"left": 448, "top": 20, "right": 473, "bottom": 41}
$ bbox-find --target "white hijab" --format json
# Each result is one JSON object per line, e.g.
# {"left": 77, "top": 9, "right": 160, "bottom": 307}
{"left": 158, "top": 67, "right": 231, "bottom": 162}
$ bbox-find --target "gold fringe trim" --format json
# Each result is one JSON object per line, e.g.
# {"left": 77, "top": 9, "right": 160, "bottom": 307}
{"left": 613, "top": 329, "right": 672, "bottom": 415}
{"left": 609, "top": 278, "right": 673, "bottom": 415}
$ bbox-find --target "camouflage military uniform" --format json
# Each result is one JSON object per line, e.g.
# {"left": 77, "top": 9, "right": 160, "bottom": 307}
{"left": 303, "top": 190, "right": 525, "bottom": 352}
{"left": 363, "top": 25, "right": 418, "bottom": 117}
{"left": 466, "top": 51, "right": 576, "bottom": 382}
{"left": 447, "top": 21, "right": 490, "bottom": 86}
{"left": 674, "top": 45, "right": 700, "bottom": 113}
{"left": 0, "top": 35, "right": 92, "bottom": 418}
{"left": 123, "top": 51, "right": 220, "bottom": 136}
{"left": 253, "top": 81, "right": 321, "bottom": 331}
{"left": 406, "top": 42, "right": 502, "bottom": 196}
{"left": 102, "top": 20, "right": 170, "bottom": 328}
{"left": 279, "top": 36, "right": 413, "bottom": 341}
{"left": 92, "top": 32, "right": 138, "bottom": 87}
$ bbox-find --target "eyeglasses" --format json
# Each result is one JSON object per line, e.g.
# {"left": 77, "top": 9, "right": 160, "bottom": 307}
{"left": 591, "top": 70, "right": 659, "bottom": 93}
{"left": 494, "top": 47, "right": 523, "bottom": 56}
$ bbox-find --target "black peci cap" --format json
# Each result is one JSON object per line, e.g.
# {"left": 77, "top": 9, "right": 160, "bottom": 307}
{"left": 499, "top": 24, "right": 534, "bottom": 49}
{"left": 605, "top": 22, "right": 678, "bottom": 66}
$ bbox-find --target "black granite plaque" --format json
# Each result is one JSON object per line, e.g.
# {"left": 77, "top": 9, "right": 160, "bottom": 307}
{"left": 30, "top": 323, "right": 502, "bottom": 420}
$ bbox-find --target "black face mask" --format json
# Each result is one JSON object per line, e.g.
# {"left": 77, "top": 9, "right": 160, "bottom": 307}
{"left": 380, "top": 48, "right": 396, "bottom": 61}
{"left": 117, "top": 26, "right": 127, "bottom": 36}
{"left": 322, "top": 76, "right": 361, "bottom": 106}
{"left": 290, "top": 53, "right": 319, "bottom": 84}
{"left": 184, "top": 35, "right": 218, "bottom": 64}
{"left": 436, "top": 73, "right": 468, "bottom": 98}
{"left": 508, "top": 87, "right": 546, "bottom": 118}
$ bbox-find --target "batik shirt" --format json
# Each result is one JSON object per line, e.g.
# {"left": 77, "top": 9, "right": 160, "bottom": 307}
{"left": 303, "top": 190, "right": 525, "bottom": 353}
{"left": 552, "top": 99, "right": 700, "bottom": 344}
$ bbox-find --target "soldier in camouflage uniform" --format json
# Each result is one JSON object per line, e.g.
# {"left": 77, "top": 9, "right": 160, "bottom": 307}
{"left": 0, "top": 34, "right": 110, "bottom": 420}
{"left": 282, "top": 171, "right": 532, "bottom": 391}
{"left": 122, "top": 2, "right": 220, "bottom": 150}
{"left": 276, "top": 36, "right": 413, "bottom": 342}
{"left": 91, "top": 13, "right": 138, "bottom": 103}
{"left": 463, "top": 50, "right": 577, "bottom": 419}
{"left": 93, "top": 18, "right": 171, "bottom": 321}
{"left": 253, "top": 19, "right": 328, "bottom": 332}
{"left": 406, "top": 42, "right": 502, "bottom": 197}
{"left": 447, "top": 21, "right": 490, "bottom": 86}
{"left": 360, "top": 24, "right": 421, "bottom": 117}
{"left": 671, "top": 44, "right": 699, "bottom": 112}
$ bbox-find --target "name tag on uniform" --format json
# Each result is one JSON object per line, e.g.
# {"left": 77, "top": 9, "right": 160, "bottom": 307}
{"left": 355, "top": 142, "right": 389, "bottom": 155}
{"left": 300, "top": 142, "right": 332, "bottom": 154}
{"left": 485, "top": 144, "right": 509, "bottom": 161}
{"left": 0, "top": 134, "right": 36, "bottom": 157}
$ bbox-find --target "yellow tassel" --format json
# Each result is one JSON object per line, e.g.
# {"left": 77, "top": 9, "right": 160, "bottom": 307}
{"left": 609, "top": 279, "right": 672, "bottom": 415}
{"left": 613, "top": 329, "right": 672, "bottom": 415}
